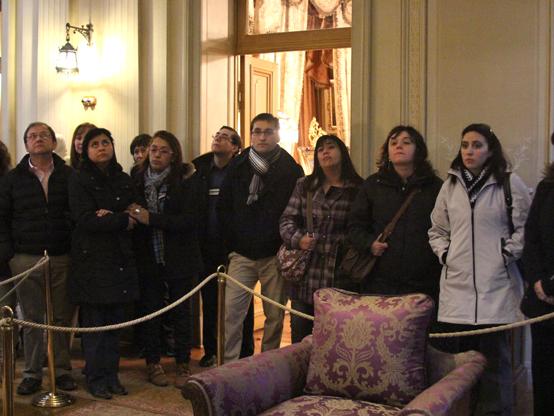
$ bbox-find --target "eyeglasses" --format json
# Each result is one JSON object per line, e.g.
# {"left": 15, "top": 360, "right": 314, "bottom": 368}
{"left": 149, "top": 146, "right": 173, "bottom": 156}
{"left": 251, "top": 129, "right": 275, "bottom": 137}
{"left": 26, "top": 132, "right": 51, "bottom": 141}
{"left": 212, "top": 132, "right": 232, "bottom": 142}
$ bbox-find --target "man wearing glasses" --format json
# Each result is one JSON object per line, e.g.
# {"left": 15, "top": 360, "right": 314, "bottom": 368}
{"left": 217, "top": 113, "right": 303, "bottom": 362}
{"left": 0, "top": 122, "right": 76, "bottom": 394}
{"left": 193, "top": 126, "right": 256, "bottom": 366}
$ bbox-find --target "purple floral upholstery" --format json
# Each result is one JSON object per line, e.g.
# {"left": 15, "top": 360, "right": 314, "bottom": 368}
{"left": 259, "top": 395, "right": 401, "bottom": 416}
{"left": 182, "top": 337, "right": 312, "bottom": 416}
{"left": 182, "top": 294, "right": 486, "bottom": 416}
{"left": 305, "top": 289, "right": 434, "bottom": 407}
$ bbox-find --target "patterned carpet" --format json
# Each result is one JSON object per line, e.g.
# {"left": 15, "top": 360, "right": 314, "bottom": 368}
{"left": 9, "top": 354, "right": 199, "bottom": 416}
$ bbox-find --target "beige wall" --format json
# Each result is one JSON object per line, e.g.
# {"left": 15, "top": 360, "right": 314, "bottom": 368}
{"left": 361, "top": 0, "right": 553, "bottom": 187}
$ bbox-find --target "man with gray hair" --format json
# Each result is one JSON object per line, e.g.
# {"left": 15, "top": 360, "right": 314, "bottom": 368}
{"left": 0, "top": 122, "right": 75, "bottom": 394}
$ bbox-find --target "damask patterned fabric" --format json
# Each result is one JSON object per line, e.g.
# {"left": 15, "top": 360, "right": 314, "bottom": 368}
{"left": 304, "top": 289, "right": 434, "bottom": 407}
{"left": 184, "top": 338, "right": 313, "bottom": 416}
{"left": 260, "top": 395, "right": 401, "bottom": 416}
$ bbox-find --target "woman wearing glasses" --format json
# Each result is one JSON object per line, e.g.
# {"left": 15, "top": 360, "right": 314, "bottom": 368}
{"left": 130, "top": 130, "right": 200, "bottom": 389}
{"left": 68, "top": 128, "right": 139, "bottom": 399}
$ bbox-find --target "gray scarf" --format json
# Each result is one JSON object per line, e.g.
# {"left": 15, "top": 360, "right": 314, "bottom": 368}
{"left": 247, "top": 146, "right": 281, "bottom": 205}
{"left": 144, "top": 166, "right": 170, "bottom": 264}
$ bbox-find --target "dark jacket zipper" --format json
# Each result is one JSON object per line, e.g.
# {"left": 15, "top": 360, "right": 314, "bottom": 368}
{"left": 471, "top": 205, "right": 478, "bottom": 323}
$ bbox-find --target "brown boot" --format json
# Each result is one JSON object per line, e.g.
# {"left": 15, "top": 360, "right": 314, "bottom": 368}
{"left": 174, "top": 362, "right": 191, "bottom": 389}
{"left": 147, "top": 363, "right": 169, "bottom": 387}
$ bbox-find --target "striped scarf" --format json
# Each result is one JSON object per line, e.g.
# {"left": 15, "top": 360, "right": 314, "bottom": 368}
{"left": 247, "top": 146, "right": 282, "bottom": 205}
{"left": 461, "top": 166, "right": 490, "bottom": 205}
{"left": 144, "top": 166, "right": 170, "bottom": 264}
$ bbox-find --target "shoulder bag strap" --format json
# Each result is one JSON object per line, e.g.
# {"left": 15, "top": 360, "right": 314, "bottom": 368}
{"left": 306, "top": 191, "right": 314, "bottom": 235}
{"left": 503, "top": 172, "right": 515, "bottom": 234}
{"left": 379, "top": 188, "right": 421, "bottom": 243}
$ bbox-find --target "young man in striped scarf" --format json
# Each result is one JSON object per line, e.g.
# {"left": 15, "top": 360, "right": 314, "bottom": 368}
{"left": 217, "top": 113, "right": 304, "bottom": 362}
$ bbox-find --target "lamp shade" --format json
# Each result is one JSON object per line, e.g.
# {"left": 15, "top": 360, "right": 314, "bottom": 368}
{"left": 56, "top": 42, "right": 79, "bottom": 74}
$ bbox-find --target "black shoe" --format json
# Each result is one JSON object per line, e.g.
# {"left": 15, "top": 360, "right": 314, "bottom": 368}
{"left": 108, "top": 381, "right": 128, "bottom": 396}
{"left": 199, "top": 354, "right": 216, "bottom": 367}
{"left": 88, "top": 385, "right": 112, "bottom": 400}
{"left": 17, "top": 378, "right": 42, "bottom": 395}
{"left": 56, "top": 374, "right": 77, "bottom": 391}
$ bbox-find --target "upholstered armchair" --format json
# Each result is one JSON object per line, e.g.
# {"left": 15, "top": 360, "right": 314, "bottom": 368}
{"left": 183, "top": 337, "right": 485, "bottom": 416}
{"left": 183, "top": 290, "right": 487, "bottom": 416}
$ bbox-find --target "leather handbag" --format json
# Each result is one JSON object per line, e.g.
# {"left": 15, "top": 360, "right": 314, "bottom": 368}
{"left": 277, "top": 192, "right": 313, "bottom": 283}
{"left": 339, "top": 188, "right": 420, "bottom": 283}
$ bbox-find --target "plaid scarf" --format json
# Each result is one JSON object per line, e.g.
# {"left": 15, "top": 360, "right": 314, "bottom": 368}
{"left": 144, "top": 166, "right": 170, "bottom": 264}
{"left": 461, "top": 166, "right": 491, "bottom": 205}
{"left": 247, "top": 146, "right": 282, "bottom": 205}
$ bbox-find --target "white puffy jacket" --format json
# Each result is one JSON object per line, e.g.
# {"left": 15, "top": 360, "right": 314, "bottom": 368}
{"left": 428, "top": 169, "right": 531, "bottom": 324}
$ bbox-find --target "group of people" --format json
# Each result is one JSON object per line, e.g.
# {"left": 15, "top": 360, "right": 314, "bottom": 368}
{"left": 0, "top": 113, "right": 552, "bottom": 415}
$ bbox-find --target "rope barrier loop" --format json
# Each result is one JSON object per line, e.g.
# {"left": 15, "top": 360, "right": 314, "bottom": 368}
{"left": 2, "top": 261, "right": 553, "bottom": 338}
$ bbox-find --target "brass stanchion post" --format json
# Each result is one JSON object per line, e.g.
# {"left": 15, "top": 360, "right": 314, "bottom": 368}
{"left": 32, "top": 252, "right": 74, "bottom": 407}
{"left": 1, "top": 306, "right": 15, "bottom": 416}
{"left": 216, "top": 265, "right": 226, "bottom": 366}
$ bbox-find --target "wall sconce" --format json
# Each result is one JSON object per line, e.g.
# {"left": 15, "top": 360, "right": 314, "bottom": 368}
{"left": 81, "top": 96, "right": 97, "bottom": 110}
{"left": 56, "top": 22, "right": 94, "bottom": 74}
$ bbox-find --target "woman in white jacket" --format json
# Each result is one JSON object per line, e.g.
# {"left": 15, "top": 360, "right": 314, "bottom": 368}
{"left": 429, "top": 123, "right": 531, "bottom": 416}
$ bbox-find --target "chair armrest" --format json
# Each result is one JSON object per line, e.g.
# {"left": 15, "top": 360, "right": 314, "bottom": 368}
{"left": 398, "top": 349, "right": 486, "bottom": 416}
{"left": 182, "top": 336, "right": 313, "bottom": 416}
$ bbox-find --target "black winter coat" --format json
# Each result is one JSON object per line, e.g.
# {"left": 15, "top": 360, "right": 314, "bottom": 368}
{"left": 217, "top": 147, "right": 304, "bottom": 260}
{"left": 348, "top": 168, "right": 443, "bottom": 300}
{"left": 132, "top": 164, "right": 201, "bottom": 281}
{"left": 0, "top": 153, "right": 73, "bottom": 264}
{"left": 193, "top": 152, "right": 231, "bottom": 266}
{"left": 68, "top": 161, "right": 139, "bottom": 305}
{"left": 522, "top": 175, "right": 554, "bottom": 296}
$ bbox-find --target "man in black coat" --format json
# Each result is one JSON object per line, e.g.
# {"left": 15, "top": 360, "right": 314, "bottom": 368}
{"left": 217, "top": 113, "right": 303, "bottom": 362}
{"left": 0, "top": 122, "right": 76, "bottom": 394}
{"left": 193, "top": 126, "right": 255, "bottom": 367}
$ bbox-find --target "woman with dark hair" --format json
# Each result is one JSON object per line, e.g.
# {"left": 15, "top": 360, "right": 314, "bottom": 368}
{"left": 69, "top": 123, "right": 96, "bottom": 169}
{"left": 280, "top": 134, "right": 363, "bottom": 342}
{"left": 520, "top": 132, "right": 554, "bottom": 416}
{"left": 130, "top": 130, "right": 200, "bottom": 388}
{"left": 429, "top": 123, "right": 531, "bottom": 415}
{"left": 348, "top": 125, "right": 442, "bottom": 299}
{"left": 68, "top": 128, "right": 139, "bottom": 399}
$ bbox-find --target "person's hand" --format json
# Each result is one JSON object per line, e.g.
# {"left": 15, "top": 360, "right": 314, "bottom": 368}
{"left": 96, "top": 209, "right": 113, "bottom": 217}
{"left": 129, "top": 207, "right": 150, "bottom": 225}
{"left": 371, "top": 234, "right": 388, "bottom": 256}
{"left": 299, "top": 234, "right": 315, "bottom": 250}
{"left": 534, "top": 280, "right": 554, "bottom": 305}
{"left": 127, "top": 216, "right": 137, "bottom": 230}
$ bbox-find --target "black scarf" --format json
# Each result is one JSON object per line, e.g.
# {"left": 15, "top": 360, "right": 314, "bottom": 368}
{"left": 461, "top": 166, "right": 491, "bottom": 205}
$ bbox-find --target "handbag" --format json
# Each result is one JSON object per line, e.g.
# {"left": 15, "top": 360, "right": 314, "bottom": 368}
{"left": 277, "top": 192, "right": 314, "bottom": 283}
{"left": 339, "top": 188, "right": 421, "bottom": 283}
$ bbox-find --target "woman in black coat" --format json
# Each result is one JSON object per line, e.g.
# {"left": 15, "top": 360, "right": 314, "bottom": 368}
{"left": 69, "top": 128, "right": 139, "bottom": 399}
{"left": 348, "top": 125, "right": 442, "bottom": 301}
{"left": 521, "top": 132, "right": 554, "bottom": 416}
{"left": 130, "top": 130, "right": 200, "bottom": 389}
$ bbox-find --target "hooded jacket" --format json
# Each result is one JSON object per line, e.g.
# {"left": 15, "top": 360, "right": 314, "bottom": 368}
{"left": 68, "top": 160, "right": 139, "bottom": 304}
{"left": 428, "top": 169, "right": 531, "bottom": 324}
